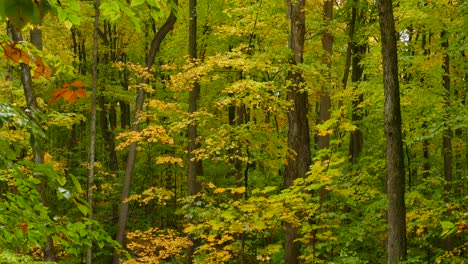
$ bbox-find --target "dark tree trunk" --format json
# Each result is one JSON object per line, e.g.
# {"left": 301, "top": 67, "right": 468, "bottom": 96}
{"left": 187, "top": 0, "right": 202, "bottom": 198}
{"left": 441, "top": 31, "right": 452, "bottom": 194}
{"left": 421, "top": 33, "right": 431, "bottom": 178}
{"left": 284, "top": 1, "right": 311, "bottom": 263}
{"left": 186, "top": 0, "right": 202, "bottom": 263}
{"left": 318, "top": 0, "right": 333, "bottom": 152}
{"left": 349, "top": 42, "right": 366, "bottom": 163}
{"left": 113, "top": 3, "right": 178, "bottom": 263}
{"left": 346, "top": 0, "right": 365, "bottom": 163}
{"left": 441, "top": 30, "right": 454, "bottom": 251}
{"left": 377, "top": 0, "right": 407, "bottom": 262}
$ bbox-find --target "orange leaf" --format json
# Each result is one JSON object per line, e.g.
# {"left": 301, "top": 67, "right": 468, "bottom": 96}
{"left": 51, "top": 87, "right": 69, "bottom": 97}
{"left": 49, "top": 87, "right": 71, "bottom": 105}
{"left": 33, "top": 56, "right": 52, "bottom": 78}
{"left": 70, "top": 80, "right": 85, "bottom": 87}
{"left": 68, "top": 93, "right": 78, "bottom": 104}
{"left": 3, "top": 43, "right": 31, "bottom": 64}
{"left": 74, "top": 89, "right": 87, "bottom": 98}
{"left": 48, "top": 85, "right": 87, "bottom": 105}
{"left": 61, "top": 90, "right": 75, "bottom": 101}
{"left": 18, "top": 222, "right": 28, "bottom": 234}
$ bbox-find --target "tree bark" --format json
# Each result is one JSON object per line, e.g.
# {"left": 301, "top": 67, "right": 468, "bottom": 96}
{"left": 349, "top": 42, "right": 366, "bottom": 162}
{"left": 86, "top": 0, "right": 100, "bottom": 263}
{"left": 377, "top": 0, "right": 407, "bottom": 262}
{"left": 284, "top": 0, "right": 311, "bottom": 263}
{"left": 318, "top": 0, "right": 333, "bottom": 152}
{"left": 113, "top": 2, "right": 178, "bottom": 263}
{"left": 187, "top": 0, "right": 202, "bottom": 198}
{"left": 441, "top": 31, "right": 452, "bottom": 195}
{"left": 186, "top": 0, "right": 202, "bottom": 262}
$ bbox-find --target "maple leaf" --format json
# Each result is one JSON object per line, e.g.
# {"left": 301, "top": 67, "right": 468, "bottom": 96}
{"left": 33, "top": 56, "right": 52, "bottom": 78}
{"left": 48, "top": 82, "right": 87, "bottom": 105}
{"left": 3, "top": 42, "right": 31, "bottom": 64}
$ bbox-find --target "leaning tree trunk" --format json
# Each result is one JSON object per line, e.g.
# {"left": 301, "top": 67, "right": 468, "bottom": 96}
{"left": 284, "top": 0, "right": 311, "bottom": 263}
{"left": 9, "top": 22, "right": 57, "bottom": 262}
{"left": 377, "top": 0, "right": 407, "bottom": 263}
{"left": 112, "top": 2, "right": 178, "bottom": 263}
{"left": 86, "top": 0, "right": 100, "bottom": 263}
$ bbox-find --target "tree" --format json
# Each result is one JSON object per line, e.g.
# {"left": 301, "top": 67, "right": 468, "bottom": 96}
{"left": 284, "top": 0, "right": 311, "bottom": 263}
{"left": 8, "top": 20, "right": 57, "bottom": 263}
{"left": 186, "top": 0, "right": 203, "bottom": 262}
{"left": 377, "top": 0, "right": 407, "bottom": 262}
{"left": 86, "top": 0, "right": 100, "bottom": 263}
{"left": 113, "top": 2, "right": 178, "bottom": 262}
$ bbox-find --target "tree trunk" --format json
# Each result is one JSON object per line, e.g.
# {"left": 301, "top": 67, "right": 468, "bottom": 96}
{"left": 421, "top": 33, "right": 431, "bottom": 178}
{"left": 186, "top": 0, "right": 202, "bottom": 262}
{"left": 187, "top": 0, "right": 202, "bottom": 198}
{"left": 284, "top": 1, "right": 311, "bottom": 263}
{"left": 441, "top": 30, "right": 454, "bottom": 251}
{"left": 377, "top": 0, "right": 407, "bottom": 262}
{"left": 349, "top": 42, "right": 366, "bottom": 163}
{"left": 441, "top": 31, "right": 452, "bottom": 195}
{"left": 86, "top": 0, "right": 100, "bottom": 263}
{"left": 113, "top": 3, "right": 178, "bottom": 263}
{"left": 9, "top": 22, "right": 57, "bottom": 263}
{"left": 318, "top": 0, "right": 333, "bottom": 152}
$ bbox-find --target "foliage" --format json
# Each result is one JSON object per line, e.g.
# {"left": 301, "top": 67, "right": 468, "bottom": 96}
{"left": 0, "top": 0, "right": 466, "bottom": 263}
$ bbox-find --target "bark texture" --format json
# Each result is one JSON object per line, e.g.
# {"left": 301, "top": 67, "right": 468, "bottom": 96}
{"left": 318, "top": 0, "right": 333, "bottom": 151}
{"left": 86, "top": 0, "right": 100, "bottom": 262}
{"left": 285, "top": 0, "right": 311, "bottom": 263}
{"left": 377, "top": 0, "right": 407, "bottom": 262}
{"left": 186, "top": 0, "right": 202, "bottom": 262}
{"left": 441, "top": 31, "right": 452, "bottom": 194}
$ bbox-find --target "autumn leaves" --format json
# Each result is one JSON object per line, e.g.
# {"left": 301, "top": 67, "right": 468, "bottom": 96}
{"left": 1, "top": 40, "right": 86, "bottom": 105}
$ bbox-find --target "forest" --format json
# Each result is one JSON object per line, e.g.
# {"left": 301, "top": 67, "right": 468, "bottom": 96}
{"left": 0, "top": 0, "right": 466, "bottom": 263}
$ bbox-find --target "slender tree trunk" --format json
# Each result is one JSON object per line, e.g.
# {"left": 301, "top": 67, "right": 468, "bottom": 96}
{"left": 349, "top": 42, "right": 366, "bottom": 163}
{"left": 186, "top": 0, "right": 202, "bottom": 262}
{"left": 318, "top": 0, "right": 333, "bottom": 151}
{"left": 441, "top": 30, "right": 454, "bottom": 251}
{"left": 348, "top": 2, "right": 367, "bottom": 163}
{"left": 421, "top": 33, "right": 431, "bottom": 178}
{"left": 113, "top": 3, "right": 178, "bottom": 263}
{"left": 187, "top": 0, "right": 202, "bottom": 198}
{"left": 86, "top": 0, "right": 100, "bottom": 263}
{"left": 284, "top": 1, "right": 311, "bottom": 263}
{"left": 441, "top": 31, "right": 452, "bottom": 195}
{"left": 377, "top": 0, "right": 407, "bottom": 262}
{"left": 9, "top": 22, "right": 57, "bottom": 263}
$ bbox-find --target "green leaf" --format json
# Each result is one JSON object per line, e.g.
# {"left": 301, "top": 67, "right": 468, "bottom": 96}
{"left": 131, "top": 0, "right": 145, "bottom": 7}
{"left": 76, "top": 203, "right": 89, "bottom": 216}
{"left": 56, "top": 174, "right": 66, "bottom": 186}
{"left": 70, "top": 174, "right": 83, "bottom": 193}
{"left": 440, "top": 221, "right": 456, "bottom": 238}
